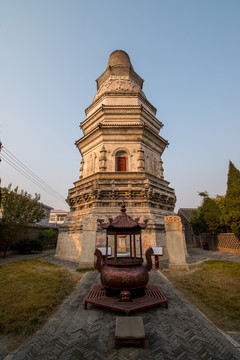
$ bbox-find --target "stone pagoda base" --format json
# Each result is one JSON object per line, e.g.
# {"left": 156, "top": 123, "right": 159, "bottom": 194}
{"left": 56, "top": 172, "right": 175, "bottom": 268}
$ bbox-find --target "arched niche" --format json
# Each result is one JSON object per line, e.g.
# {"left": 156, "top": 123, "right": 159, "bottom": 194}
{"left": 113, "top": 148, "right": 130, "bottom": 172}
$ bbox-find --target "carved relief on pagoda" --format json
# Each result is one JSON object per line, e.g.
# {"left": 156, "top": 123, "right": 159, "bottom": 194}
{"left": 80, "top": 143, "right": 165, "bottom": 180}
{"left": 82, "top": 152, "right": 98, "bottom": 178}
{"left": 99, "top": 146, "right": 107, "bottom": 171}
{"left": 144, "top": 152, "right": 164, "bottom": 179}
{"left": 93, "top": 76, "right": 146, "bottom": 102}
{"left": 67, "top": 180, "right": 176, "bottom": 213}
{"left": 79, "top": 158, "right": 84, "bottom": 179}
{"left": 137, "top": 149, "right": 145, "bottom": 171}
{"left": 159, "top": 158, "right": 164, "bottom": 179}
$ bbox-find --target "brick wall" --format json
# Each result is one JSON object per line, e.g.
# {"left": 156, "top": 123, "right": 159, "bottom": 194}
{"left": 217, "top": 233, "right": 240, "bottom": 254}
{"left": 16, "top": 225, "right": 58, "bottom": 250}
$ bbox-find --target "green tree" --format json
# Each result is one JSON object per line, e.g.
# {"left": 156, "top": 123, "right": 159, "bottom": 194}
{"left": 190, "top": 207, "right": 208, "bottom": 234}
{"left": 201, "top": 196, "right": 222, "bottom": 234}
{"left": 198, "top": 191, "right": 209, "bottom": 199}
{"left": 215, "top": 194, "right": 225, "bottom": 209}
{"left": 223, "top": 161, "right": 240, "bottom": 238}
{"left": 190, "top": 192, "right": 222, "bottom": 234}
{"left": 0, "top": 185, "right": 45, "bottom": 257}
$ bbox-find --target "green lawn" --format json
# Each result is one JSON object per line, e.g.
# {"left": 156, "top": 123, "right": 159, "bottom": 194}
{"left": 0, "top": 259, "right": 82, "bottom": 340}
{"left": 162, "top": 260, "right": 240, "bottom": 331}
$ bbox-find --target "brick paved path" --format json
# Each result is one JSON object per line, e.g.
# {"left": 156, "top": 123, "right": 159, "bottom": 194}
{"left": 6, "top": 269, "right": 240, "bottom": 360}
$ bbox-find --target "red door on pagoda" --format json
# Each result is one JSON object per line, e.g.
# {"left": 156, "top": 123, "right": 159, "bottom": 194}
{"left": 117, "top": 157, "right": 126, "bottom": 171}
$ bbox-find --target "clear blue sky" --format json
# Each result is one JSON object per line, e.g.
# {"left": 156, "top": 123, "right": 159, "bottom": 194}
{"left": 0, "top": 0, "right": 239, "bottom": 212}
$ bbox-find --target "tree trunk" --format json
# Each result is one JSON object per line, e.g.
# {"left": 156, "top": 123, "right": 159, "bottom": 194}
{"left": 3, "top": 242, "right": 10, "bottom": 258}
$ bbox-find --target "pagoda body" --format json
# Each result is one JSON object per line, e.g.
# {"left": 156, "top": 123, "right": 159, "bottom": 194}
{"left": 56, "top": 50, "right": 176, "bottom": 267}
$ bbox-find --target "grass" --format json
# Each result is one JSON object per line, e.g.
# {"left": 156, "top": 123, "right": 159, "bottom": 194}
{"left": 162, "top": 260, "right": 240, "bottom": 331}
{"left": 0, "top": 259, "right": 83, "bottom": 343}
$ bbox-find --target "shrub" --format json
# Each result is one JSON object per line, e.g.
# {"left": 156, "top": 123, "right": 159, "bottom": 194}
{"left": 14, "top": 239, "right": 43, "bottom": 254}
{"left": 0, "top": 185, "right": 45, "bottom": 257}
{"left": 39, "top": 228, "right": 57, "bottom": 240}
{"left": 39, "top": 228, "right": 57, "bottom": 250}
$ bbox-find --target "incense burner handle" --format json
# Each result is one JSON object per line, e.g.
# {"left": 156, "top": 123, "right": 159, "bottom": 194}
{"left": 145, "top": 247, "right": 154, "bottom": 272}
{"left": 94, "top": 248, "right": 103, "bottom": 273}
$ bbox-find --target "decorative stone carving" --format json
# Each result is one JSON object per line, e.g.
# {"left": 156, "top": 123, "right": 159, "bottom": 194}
{"left": 89, "top": 153, "right": 97, "bottom": 174}
{"left": 68, "top": 182, "right": 176, "bottom": 212}
{"left": 159, "top": 159, "right": 164, "bottom": 179}
{"left": 79, "top": 158, "right": 84, "bottom": 179}
{"left": 164, "top": 216, "right": 188, "bottom": 270}
{"left": 94, "top": 77, "right": 146, "bottom": 102}
{"left": 137, "top": 149, "right": 145, "bottom": 170}
{"left": 164, "top": 216, "right": 182, "bottom": 232}
{"left": 99, "top": 145, "right": 107, "bottom": 171}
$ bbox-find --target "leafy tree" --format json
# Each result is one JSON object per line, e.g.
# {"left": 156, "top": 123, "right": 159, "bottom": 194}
{"left": 201, "top": 196, "right": 222, "bottom": 234}
{"left": 39, "top": 228, "right": 57, "bottom": 240}
{"left": 198, "top": 191, "right": 209, "bottom": 199}
{"left": 0, "top": 185, "right": 45, "bottom": 257}
{"left": 215, "top": 194, "right": 225, "bottom": 211}
{"left": 190, "top": 192, "right": 222, "bottom": 234}
{"left": 215, "top": 194, "right": 226, "bottom": 228}
{"left": 223, "top": 161, "right": 240, "bottom": 238}
{"left": 190, "top": 207, "right": 208, "bottom": 234}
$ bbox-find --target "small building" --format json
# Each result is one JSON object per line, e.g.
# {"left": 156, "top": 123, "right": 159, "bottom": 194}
{"left": 37, "top": 204, "right": 53, "bottom": 226}
{"left": 49, "top": 210, "right": 69, "bottom": 225}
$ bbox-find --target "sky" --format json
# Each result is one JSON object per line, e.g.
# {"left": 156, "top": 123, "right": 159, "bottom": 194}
{"left": 0, "top": 0, "right": 239, "bottom": 212}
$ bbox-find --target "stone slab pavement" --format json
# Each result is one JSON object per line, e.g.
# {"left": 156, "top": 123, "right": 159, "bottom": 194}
{"left": 186, "top": 248, "right": 240, "bottom": 264}
{"left": 1, "top": 248, "right": 240, "bottom": 360}
{"left": 2, "top": 271, "right": 240, "bottom": 359}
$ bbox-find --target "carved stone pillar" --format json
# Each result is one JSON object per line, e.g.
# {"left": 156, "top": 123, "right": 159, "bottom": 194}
{"left": 99, "top": 146, "right": 107, "bottom": 171}
{"left": 159, "top": 159, "right": 164, "bottom": 179}
{"left": 164, "top": 216, "right": 189, "bottom": 270}
{"left": 80, "top": 158, "right": 84, "bottom": 179}
{"left": 137, "top": 149, "right": 145, "bottom": 170}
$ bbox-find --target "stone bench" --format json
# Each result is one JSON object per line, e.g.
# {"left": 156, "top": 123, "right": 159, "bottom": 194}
{"left": 115, "top": 316, "right": 145, "bottom": 348}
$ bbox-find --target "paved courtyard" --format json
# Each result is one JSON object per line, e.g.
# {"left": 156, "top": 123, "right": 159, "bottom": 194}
{"left": 1, "top": 249, "right": 240, "bottom": 360}
{"left": 186, "top": 247, "right": 240, "bottom": 264}
{"left": 0, "top": 249, "right": 239, "bottom": 360}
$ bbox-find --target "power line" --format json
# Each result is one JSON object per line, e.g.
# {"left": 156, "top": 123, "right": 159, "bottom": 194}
{"left": 1, "top": 153, "right": 64, "bottom": 201}
{"left": 1, "top": 153, "right": 66, "bottom": 202}
{"left": 1, "top": 146, "right": 67, "bottom": 204}
{"left": 2, "top": 147, "right": 66, "bottom": 200}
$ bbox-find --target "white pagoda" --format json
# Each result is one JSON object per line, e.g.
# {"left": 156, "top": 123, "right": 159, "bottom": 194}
{"left": 56, "top": 50, "right": 176, "bottom": 267}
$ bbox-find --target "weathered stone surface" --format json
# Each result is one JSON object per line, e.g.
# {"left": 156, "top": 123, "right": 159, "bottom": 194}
{"left": 115, "top": 317, "right": 145, "bottom": 339}
{"left": 56, "top": 50, "right": 176, "bottom": 266}
{"left": 164, "top": 216, "right": 189, "bottom": 269}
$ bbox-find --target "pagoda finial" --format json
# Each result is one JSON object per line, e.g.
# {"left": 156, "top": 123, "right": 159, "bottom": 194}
{"left": 121, "top": 199, "right": 126, "bottom": 213}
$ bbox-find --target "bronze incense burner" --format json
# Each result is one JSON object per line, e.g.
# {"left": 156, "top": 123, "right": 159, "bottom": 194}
{"left": 94, "top": 201, "right": 153, "bottom": 291}
{"left": 95, "top": 247, "right": 153, "bottom": 290}
{"left": 85, "top": 201, "right": 168, "bottom": 314}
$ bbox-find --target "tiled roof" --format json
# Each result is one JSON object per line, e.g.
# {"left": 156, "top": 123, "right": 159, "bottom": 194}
{"left": 100, "top": 201, "right": 147, "bottom": 230}
{"left": 178, "top": 208, "right": 197, "bottom": 222}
